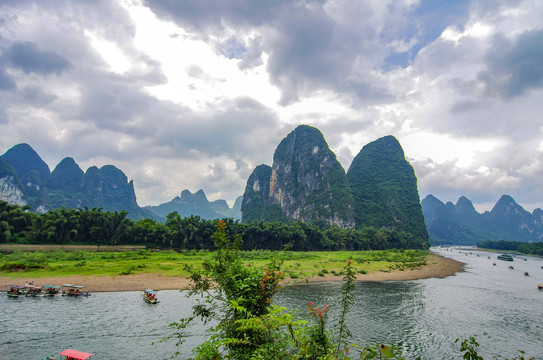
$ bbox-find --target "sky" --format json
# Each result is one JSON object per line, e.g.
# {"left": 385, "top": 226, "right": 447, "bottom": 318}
{"left": 1, "top": 0, "right": 542, "bottom": 213}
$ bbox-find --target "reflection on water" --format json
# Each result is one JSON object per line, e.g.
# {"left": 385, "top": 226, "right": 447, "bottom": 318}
{"left": 1, "top": 248, "right": 542, "bottom": 359}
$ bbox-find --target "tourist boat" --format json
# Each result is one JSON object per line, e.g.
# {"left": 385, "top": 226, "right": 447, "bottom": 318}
{"left": 61, "top": 284, "right": 91, "bottom": 297}
{"left": 538, "top": 284, "right": 543, "bottom": 290}
{"left": 42, "top": 285, "right": 61, "bottom": 297}
{"left": 41, "top": 348, "right": 94, "bottom": 360}
{"left": 25, "top": 285, "right": 43, "bottom": 297}
{"left": 5, "top": 285, "right": 25, "bottom": 298}
{"left": 497, "top": 254, "right": 514, "bottom": 261}
{"left": 142, "top": 289, "right": 158, "bottom": 304}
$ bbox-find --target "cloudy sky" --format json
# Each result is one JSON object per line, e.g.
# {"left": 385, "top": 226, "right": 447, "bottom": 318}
{"left": 1, "top": 0, "right": 542, "bottom": 213}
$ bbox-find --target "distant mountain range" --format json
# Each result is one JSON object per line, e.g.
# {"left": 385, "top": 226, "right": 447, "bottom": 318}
{"left": 144, "top": 189, "right": 242, "bottom": 221}
{"left": 421, "top": 194, "right": 543, "bottom": 245}
{"left": 10, "top": 136, "right": 539, "bottom": 247}
{"left": 0, "top": 143, "right": 241, "bottom": 221}
{"left": 241, "top": 125, "right": 429, "bottom": 242}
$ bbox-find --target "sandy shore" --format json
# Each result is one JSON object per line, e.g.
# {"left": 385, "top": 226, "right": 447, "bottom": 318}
{"left": 0, "top": 253, "right": 463, "bottom": 292}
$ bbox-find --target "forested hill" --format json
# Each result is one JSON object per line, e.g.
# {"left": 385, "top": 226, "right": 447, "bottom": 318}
{"left": 421, "top": 194, "right": 543, "bottom": 245}
{"left": 347, "top": 135, "right": 428, "bottom": 242}
{"left": 0, "top": 143, "right": 150, "bottom": 220}
{"left": 242, "top": 125, "right": 428, "bottom": 244}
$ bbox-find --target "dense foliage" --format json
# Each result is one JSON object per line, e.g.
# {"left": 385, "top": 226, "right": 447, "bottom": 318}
{"left": 477, "top": 240, "right": 543, "bottom": 256}
{"left": 0, "top": 200, "right": 428, "bottom": 250}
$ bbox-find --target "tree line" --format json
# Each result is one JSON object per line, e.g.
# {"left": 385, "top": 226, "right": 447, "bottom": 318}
{"left": 478, "top": 240, "right": 543, "bottom": 256}
{"left": 0, "top": 200, "right": 428, "bottom": 250}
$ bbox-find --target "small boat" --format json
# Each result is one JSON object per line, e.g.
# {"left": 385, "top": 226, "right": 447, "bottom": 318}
{"left": 42, "top": 285, "right": 61, "bottom": 297}
{"left": 524, "top": 272, "right": 529, "bottom": 276}
{"left": 25, "top": 285, "right": 43, "bottom": 297}
{"left": 5, "top": 285, "right": 25, "bottom": 298}
{"left": 497, "top": 254, "right": 514, "bottom": 261}
{"left": 42, "top": 348, "right": 94, "bottom": 360}
{"left": 61, "top": 284, "right": 91, "bottom": 297}
{"left": 538, "top": 284, "right": 543, "bottom": 290}
{"left": 143, "top": 289, "right": 158, "bottom": 304}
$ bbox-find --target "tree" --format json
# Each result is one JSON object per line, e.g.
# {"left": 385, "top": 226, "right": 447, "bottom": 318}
{"left": 170, "top": 220, "right": 284, "bottom": 359}
{"left": 107, "top": 210, "right": 129, "bottom": 246}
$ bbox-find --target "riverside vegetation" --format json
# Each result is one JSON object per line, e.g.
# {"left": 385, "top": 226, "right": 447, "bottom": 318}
{"left": 477, "top": 240, "right": 543, "bottom": 256}
{"left": 0, "top": 246, "right": 427, "bottom": 280}
{"left": 166, "top": 221, "right": 534, "bottom": 360}
{"left": 0, "top": 200, "right": 427, "bottom": 251}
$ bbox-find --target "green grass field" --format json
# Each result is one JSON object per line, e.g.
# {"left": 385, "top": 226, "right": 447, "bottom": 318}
{"left": 0, "top": 246, "right": 428, "bottom": 279}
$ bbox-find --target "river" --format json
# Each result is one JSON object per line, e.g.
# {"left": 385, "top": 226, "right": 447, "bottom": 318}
{"left": 1, "top": 248, "right": 542, "bottom": 359}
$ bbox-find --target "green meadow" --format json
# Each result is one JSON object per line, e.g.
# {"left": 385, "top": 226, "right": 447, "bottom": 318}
{"left": 0, "top": 247, "right": 428, "bottom": 280}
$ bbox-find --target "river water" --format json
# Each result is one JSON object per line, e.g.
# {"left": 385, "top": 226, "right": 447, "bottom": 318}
{"left": 1, "top": 248, "right": 542, "bottom": 360}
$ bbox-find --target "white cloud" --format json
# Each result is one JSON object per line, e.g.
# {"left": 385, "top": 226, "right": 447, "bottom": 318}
{"left": 84, "top": 30, "right": 132, "bottom": 74}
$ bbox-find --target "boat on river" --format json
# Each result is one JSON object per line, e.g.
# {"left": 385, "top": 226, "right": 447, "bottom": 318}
{"left": 538, "top": 284, "right": 543, "bottom": 290}
{"left": 142, "top": 289, "right": 158, "bottom": 304}
{"left": 25, "top": 285, "right": 43, "bottom": 297}
{"left": 42, "top": 285, "right": 61, "bottom": 297}
{"left": 497, "top": 254, "right": 514, "bottom": 261}
{"left": 5, "top": 285, "right": 25, "bottom": 298}
{"left": 61, "top": 284, "right": 91, "bottom": 297}
{"left": 42, "top": 348, "right": 94, "bottom": 360}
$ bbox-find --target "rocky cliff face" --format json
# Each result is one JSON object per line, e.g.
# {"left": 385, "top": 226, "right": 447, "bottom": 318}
{"left": 0, "top": 157, "right": 27, "bottom": 206}
{"left": 243, "top": 125, "right": 356, "bottom": 228}
{"left": 242, "top": 164, "right": 286, "bottom": 223}
{"left": 270, "top": 125, "right": 355, "bottom": 227}
{"left": 421, "top": 194, "right": 543, "bottom": 244}
{"left": 347, "top": 135, "right": 428, "bottom": 241}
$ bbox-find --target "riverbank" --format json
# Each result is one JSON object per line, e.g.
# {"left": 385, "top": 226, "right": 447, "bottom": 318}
{"left": 0, "top": 253, "right": 463, "bottom": 292}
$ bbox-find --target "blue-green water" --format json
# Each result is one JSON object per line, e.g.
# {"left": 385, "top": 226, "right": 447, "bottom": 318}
{"left": 1, "top": 248, "right": 542, "bottom": 359}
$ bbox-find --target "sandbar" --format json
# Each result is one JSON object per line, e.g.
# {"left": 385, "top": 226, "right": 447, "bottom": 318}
{"left": 0, "top": 253, "right": 463, "bottom": 292}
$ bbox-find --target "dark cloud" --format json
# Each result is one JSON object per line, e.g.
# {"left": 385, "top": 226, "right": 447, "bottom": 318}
{"left": 20, "top": 86, "right": 57, "bottom": 106}
{"left": 4, "top": 41, "right": 71, "bottom": 75}
{"left": 141, "top": 0, "right": 301, "bottom": 32}
{"left": 479, "top": 29, "right": 543, "bottom": 98}
{"left": 0, "top": 67, "right": 16, "bottom": 90}
{"left": 153, "top": 96, "right": 281, "bottom": 162}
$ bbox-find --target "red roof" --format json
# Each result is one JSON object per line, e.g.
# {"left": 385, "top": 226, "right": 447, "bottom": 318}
{"left": 59, "top": 349, "right": 95, "bottom": 359}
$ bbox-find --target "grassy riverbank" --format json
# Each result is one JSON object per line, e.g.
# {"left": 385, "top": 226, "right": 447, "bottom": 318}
{"left": 0, "top": 247, "right": 428, "bottom": 279}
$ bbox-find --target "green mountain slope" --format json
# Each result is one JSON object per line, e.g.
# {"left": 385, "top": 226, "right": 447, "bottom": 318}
{"left": 346, "top": 135, "right": 428, "bottom": 242}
